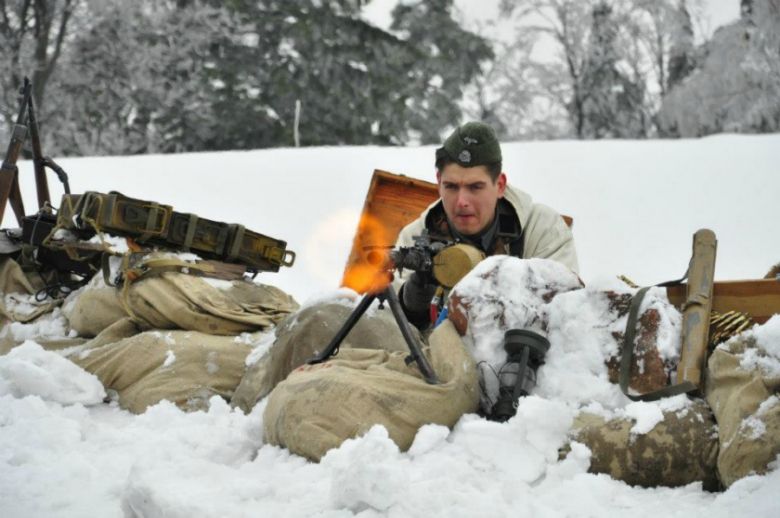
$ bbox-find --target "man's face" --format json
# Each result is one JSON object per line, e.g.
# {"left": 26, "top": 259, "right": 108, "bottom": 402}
{"left": 437, "top": 163, "right": 507, "bottom": 236}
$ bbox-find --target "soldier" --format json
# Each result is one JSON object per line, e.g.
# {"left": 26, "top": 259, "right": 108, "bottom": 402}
{"left": 397, "top": 121, "right": 579, "bottom": 329}
{"left": 233, "top": 121, "right": 580, "bottom": 410}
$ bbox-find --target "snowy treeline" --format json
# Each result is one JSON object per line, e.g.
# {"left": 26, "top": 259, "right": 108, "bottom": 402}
{"left": 0, "top": 0, "right": 778, "bottom": 157}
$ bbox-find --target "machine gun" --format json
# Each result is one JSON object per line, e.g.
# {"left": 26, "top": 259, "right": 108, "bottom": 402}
{"left": 307, "top": 231, "right": 446, "bottom": 385}
{"left": 2, "top": 77, "right": 293, "bottom": 299}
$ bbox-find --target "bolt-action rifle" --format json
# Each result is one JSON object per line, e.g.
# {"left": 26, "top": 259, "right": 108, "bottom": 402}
{"left": 0, "top": 79, "right": 33, "bottom": 226}
{"left": 1, "top": 77, "right": 70, "bottom": 227}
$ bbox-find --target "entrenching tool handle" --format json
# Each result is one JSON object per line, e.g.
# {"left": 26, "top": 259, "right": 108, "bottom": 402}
{"left": 676, "top": 229, "right": 717, "bottom": 393}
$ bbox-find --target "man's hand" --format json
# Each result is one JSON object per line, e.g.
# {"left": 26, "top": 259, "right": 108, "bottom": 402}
{"left": 400, "top": 272, "right": 437, "bottom": 328}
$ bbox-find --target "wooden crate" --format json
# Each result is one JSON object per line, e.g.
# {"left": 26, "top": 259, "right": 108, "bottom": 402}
{"left": 666, "top": 279, "right": 780, "bottom": 325}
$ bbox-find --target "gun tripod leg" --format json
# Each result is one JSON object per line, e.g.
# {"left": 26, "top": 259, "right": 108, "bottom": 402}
{"left": 307, "top": 293, "right": 377, "bottom": 365}
{"left": 383, "top": 285, "right": 439, "bottom": 385}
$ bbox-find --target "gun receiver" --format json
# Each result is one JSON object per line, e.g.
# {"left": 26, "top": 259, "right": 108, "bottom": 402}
{"left": 367, "top": 230, "right": 485, "bottom": 290}
{"left": 366, "top": 230, "right": 446, "bottom": 278}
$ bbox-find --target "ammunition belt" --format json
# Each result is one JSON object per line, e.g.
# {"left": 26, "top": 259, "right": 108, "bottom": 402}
{"left": 56, "top": 191, "right": 295, "bottom": 273}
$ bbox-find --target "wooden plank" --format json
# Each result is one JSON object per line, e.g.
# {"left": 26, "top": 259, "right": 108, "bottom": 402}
{"left": 666, "top": 279, "right": 780, "bottom": 324}
{"left": 341, "top": 171, "right": 439, "bottom": 288}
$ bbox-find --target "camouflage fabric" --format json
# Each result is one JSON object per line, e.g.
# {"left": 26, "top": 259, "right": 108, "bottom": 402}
{"left": 567, "top": 398, "right": 720, "bottom": 491}
{"left": 232, "top": 300, "right": 415, "bottom": 413}
{"left": 706, "top": 335, "right": 780, "bottom": 487}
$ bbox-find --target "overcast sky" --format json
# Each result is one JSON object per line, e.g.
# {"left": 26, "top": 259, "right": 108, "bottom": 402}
{"left": 363, "top": 0, "right": 741, "bottom": 40}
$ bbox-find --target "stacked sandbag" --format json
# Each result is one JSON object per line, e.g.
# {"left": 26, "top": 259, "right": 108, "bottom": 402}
{"left": 67, "top": 318, "right": 261, "bottom": 413}
{"left": 58, "top": 269, "right": 299, "bottom": 413}
{"left": 3, "top": 250, "right": 301, "bottom": 414}
{"left": 262, "top": 320, "right": 479, "bottom": 461}
{"left": 66, "top": 269, "right": 298, "bottom": 337}
{"left": 568, "top": 399, "right": 720, "bottom": 490}
{"left": 232, "top": 300, "right": 414, "bottom": 413}
{"left": 706, "top": 322, "right": 780, "bottom": 487}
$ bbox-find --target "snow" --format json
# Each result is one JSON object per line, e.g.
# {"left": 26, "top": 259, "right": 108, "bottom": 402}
{"left": 2, "top": 134, "right": 780, "bottom": 516}
{"left": 720, "top": 315, "right": 780, "bottom": 377}
{"left": 624, "top": 395, "right": 691, "bottom": 436}
{"left": 163, "top": 350, "right": 176, "bottom": 368}
{"left": 241, "top": 331, "right": 277, "bottom": 367}
{"left": 9, "top": 307, "right": 71, "bottom": 342}
{"left": 87, "top": 233, "right": 130, "bottom": 254}
{"left": 0, "top": 342, "right": 106, "bottom": 406}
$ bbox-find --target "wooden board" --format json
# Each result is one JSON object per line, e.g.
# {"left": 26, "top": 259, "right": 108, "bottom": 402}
{"left": 342, "top": 169, "right": 572, "bottom": 289}
{"left": 666, "top": 279, "right": 780, "bottom": 324}
{"left": 341, "top": 170, "right": 439, "bottom": 287}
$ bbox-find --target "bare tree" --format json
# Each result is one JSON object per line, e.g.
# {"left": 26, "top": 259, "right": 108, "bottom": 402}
{"left": 0, "top": 0, "right": 80, "bottom": 119}
{"left": 498, "top": 0, "right": 707, "bottom": 138}
{"left": 657, "top": 0, "right": 780, "bottom": 136}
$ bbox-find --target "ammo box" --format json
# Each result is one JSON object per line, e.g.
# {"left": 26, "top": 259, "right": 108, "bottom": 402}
{"left": 224, "top": 225, "right": 295, "bottom": 273}
{"left": 54, "top": 191, "right": 295, "bottom": 273}
{"left": 156, "top": 212, "right": 233, "bottom": 258}
{"left": 77, "top": 191, "right": 173, "bottom": 240}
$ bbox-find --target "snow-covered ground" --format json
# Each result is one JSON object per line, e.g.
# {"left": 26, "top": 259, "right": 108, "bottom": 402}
{"left": 2, "top": 134, "right": 779, "bottom": 517}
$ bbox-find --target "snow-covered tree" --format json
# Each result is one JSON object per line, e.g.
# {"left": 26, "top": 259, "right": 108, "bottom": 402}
{"left": 0, "top": 0, "right": 83, "bottom": 128}
{"left": 657, "top": 0, "right": 780, "bottom": 137}
{"left": 497, "top": 0, "right": 707, "bottom": 139}
{"left": 11, "top": 0, "right": 492, "bottom": 155}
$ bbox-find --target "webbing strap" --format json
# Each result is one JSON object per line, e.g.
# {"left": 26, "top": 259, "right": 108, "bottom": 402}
{"left": 126, "top": 258, "right": 216, "bottom": 281}
{"left": 102, "top": 252, "right": 116, "bottom": 287}
{"left": 137, "top": 202, "right": 160, "bottom": 243}
{"left": 620, "top": 285, "right": 697, "bottom": 402}
{"left": 182, "top": 213, "right": 198, "bottom": 251}
{"left": 226, "top": 224, "right": 245, "bottom": 262}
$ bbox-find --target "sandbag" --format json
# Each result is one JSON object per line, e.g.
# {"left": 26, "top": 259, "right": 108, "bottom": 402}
{"left": 66, "top": 271, "right": 298, "bottom": 337}
{"left": 1, "top": 255, "right": 66, "bottom": 355}
{"left": 262, "top": 320, "right": 479, "bottom": 461}
{"left": 68, "top": 319, "right": 259, "bottom": 414}
{"left": 232, "top": 301, "right": 414, "bottom": 413}
{"left": 568, "top": 398, "right": 719, "bottom": 491}
{"left": 0, "top": 255, "right": 61, "bottom": 324}
{"left": 706, "top": 333, "right": 780, "bottom": 487}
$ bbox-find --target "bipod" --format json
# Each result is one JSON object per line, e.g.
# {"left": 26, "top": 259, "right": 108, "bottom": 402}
{"left": 307, "top": 284, "right": 440, "bottom": 385}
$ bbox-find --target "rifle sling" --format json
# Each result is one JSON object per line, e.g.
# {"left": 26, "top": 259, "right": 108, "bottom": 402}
{"left": 619, "top": 270, "right": 698, "bottom": 402}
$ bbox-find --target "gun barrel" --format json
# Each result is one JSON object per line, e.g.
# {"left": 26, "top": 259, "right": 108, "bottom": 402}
{"left": 27, "top": 93, "right": 51, "bottom": 209}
